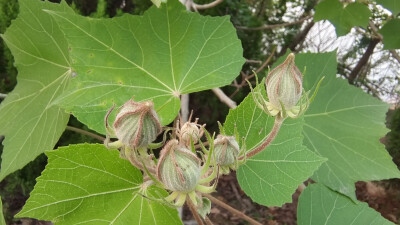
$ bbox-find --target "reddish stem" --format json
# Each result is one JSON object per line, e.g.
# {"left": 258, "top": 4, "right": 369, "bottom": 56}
{"left": 239, "top": 116, "right": 284, "bottom": 160}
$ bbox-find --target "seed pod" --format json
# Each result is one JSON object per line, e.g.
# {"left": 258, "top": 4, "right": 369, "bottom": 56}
{"left": 180, "top": 121, "right": 201, "bottom": 145}
{"left": 214, "top": 135, "right": 240, "bottom": 167}
{"left": 265, "top": 53, "right": 303, "bottom": 112}
{"left": 113, "top": 100, "right": 161, "bottom": 149}
{"left": 157, "top": 140, "right": 201, "bottom": 192}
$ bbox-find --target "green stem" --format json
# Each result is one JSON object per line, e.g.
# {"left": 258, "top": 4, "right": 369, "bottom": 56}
{"left": 65, "top": 126, "right": 105, "bottom": 142}
{"left": 239, "top": 115, "right": 284, "bottom": 160}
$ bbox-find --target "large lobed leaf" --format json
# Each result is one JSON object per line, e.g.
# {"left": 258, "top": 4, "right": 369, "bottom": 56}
{"left": 18, "top": 144, "right": 182, "bottom": 225}
{"left": 314, "top": 0, "right": 371, "bottom": 37}
{"left": 379, "top": 19, "right": 400, "bottom": 50}
{"left": 47, "top": 0, "right": 245, "bottom": 134}
{"left": 291, "top": 52, "right": 400, "bottom": 200}
{"left": 224, "top": 86, "right": 326, "bottom": 206}
{"left": 298, "top": 183, "right": 394, "bottom": 225}
{"left": 0, "top": 0, "right": 72, "bottom": 180}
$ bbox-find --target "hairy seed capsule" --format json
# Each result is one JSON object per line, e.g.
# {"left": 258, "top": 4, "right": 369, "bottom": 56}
{"left": 265, "top": 53, "right": 303, "bottom": 112}
{"left": 180, "top": 121, "right": 201, "bottom": 145}
{"left": 157, "top": 140, "right": 201, "bottom": 192}
{"left": 113, "top": 100, "right": 161, "bottom": 149}
{"left": 214, "top": 135, "right": 240, "bottom": 167}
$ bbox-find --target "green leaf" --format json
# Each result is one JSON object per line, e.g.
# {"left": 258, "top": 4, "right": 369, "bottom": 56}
{"left": 0, "top": 195, "right": 5, "bottom": 225}
{"left": 376, "top": 0, "right": 400, "bottom": 16}
{"left": 298, "top": 183, "right": 394, "bottom": 225}
{"left": 379, "top": 19, "right": 400, "bottom": 50}
{"left": 294, "top": 51, "right": 400, "bottom": 200}
{"left": 48, "top": 0, "right": 245, "bottom": 134}
{"left": 223, "top": 88, "right": 326, "bottom": 206}
{"left": 0, "top": 0, "right": 72, "bottom": 180}
{"left": 314, "top": 0, "right": 371, "bottom": 36}
{"left": 18, "top": 144, "right": 182, "bottom": 225}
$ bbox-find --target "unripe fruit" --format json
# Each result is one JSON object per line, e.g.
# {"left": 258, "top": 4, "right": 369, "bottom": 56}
{"left": 180, "top": 121, "right": 201, "bottom": 145}
{"left": 113, "top": 100, "right": 161, "bottom": 149}
{"left": 214, "top": 135, "right": 240, "bottom": 167}
{"left": 266, "top": 53, "right": 303, "bottom": 112}
{"left": 157, "top": 140, "right": 201, "bottom": 192}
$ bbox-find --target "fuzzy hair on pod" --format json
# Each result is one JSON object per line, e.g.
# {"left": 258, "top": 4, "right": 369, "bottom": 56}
{"left": 214, "top": 135, "right": 240, "bottom": 166}
{"left": 180, "top": 122, "right": 200, "bottom": 145}
{"left": 265, "top": 53, "right": 303, "bottom": 111}
{"left": 113, "top": 100, "right": 162, "bottom": 149}
{"left": 157, "top": 140, "right": 201, "bottom": 193}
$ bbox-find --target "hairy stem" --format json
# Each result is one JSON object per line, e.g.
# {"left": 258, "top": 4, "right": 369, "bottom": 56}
{"left": 128, "top": 154, "right": 146, "bottom": 171}
{"left": 204, "top": 194, "right": 263, "bottom": 225}
{"left": 66, "top": 126, "right": 105, "bottom": 142}
{"left": 187, "top": 197, "right": 205, "bottom": 225}
{"left": 131, "top": 150, "right": 157, "bottom": 175}
{"left": 239, "top": 115, "right": 283, "bottom": 160}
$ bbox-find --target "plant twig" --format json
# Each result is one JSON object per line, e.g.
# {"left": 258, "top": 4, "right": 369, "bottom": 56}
{"left": 255, "top": 46, "right": 277, "bottom": 75}
{"left": 246, "top": 59, "right": 262, "bottom": 64}
{"left": 278, "top": 20, "right": 315, "bottom": 56}
{"left": 191, "top": 0, "right": 224, "bottom": 10}
{"left": 348, "top": 38, "right": 379, "bottom": 84}
{"left": 204, "top": 194, "right": 263, "bottom": 225}
{"left": 187, "top": 197, "right": 205, "bottom": 225}
{"left": 298, "top": 183, "right": 306, "bottom": 192}
{"left": 181, "top": 94, "right": 190, "bottom": 123}
{"left": 240, "top": 115, "right": 283, "bottom": 160}
{"left": 0, "top": 93, "right": 7, "bottom": 99}
{"left": 204, "top": 216, "right": 215, "bottom": 225}
{"left": 65, "top": 125, "right": 105, "bottom": 142}
{"left": 212, "top": 88, "right": 237, "bottom": 109}
{"left": 230, "top": 47, "right": 276, "bottom": 98}
{"left": 236, "top": 16, "right": 312, "bottom": 31}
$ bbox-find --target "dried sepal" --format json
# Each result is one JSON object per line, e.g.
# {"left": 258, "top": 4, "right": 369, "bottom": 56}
{"left": 178, "top": 115, "right": 205, "bottom": 147}
{"left": 180, "top": 121, "right": 201, "bottom": 145}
